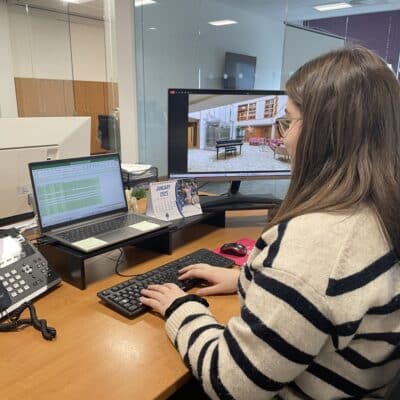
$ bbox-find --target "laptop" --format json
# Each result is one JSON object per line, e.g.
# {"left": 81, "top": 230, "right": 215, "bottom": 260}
{"left": 29, "top": 154, "right": 170, "bottom": 253}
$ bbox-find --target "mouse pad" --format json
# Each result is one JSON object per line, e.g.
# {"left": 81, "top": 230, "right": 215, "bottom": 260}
{"left": 213, "top": 238, "right": 256, "bottom": 266}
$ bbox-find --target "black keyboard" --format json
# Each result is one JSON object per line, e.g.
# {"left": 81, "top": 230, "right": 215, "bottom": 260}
{"left": 97, "top": 248, "right": 234, "bottom": 318}
{"left": 57, "top": 214, "right": 143, "bottom": 242}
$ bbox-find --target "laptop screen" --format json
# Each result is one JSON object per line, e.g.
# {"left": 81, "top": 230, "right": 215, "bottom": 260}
{"left": 30, "top": 154, "right": 127, "bottom": 231}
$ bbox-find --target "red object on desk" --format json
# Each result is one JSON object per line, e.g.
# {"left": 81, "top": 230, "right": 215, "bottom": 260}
{"left": 213, "top": 238, "right": 256, "bottom": 266}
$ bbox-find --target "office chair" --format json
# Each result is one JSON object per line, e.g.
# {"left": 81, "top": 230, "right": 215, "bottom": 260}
{"left": 384, "top": 367, "right": 400, "bottom": 400}
{"left": 98, "top": 115, "right": 120, "bottom": 152}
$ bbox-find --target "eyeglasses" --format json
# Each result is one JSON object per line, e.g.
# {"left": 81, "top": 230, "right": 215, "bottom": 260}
{"left": 276, "top": 115, "right": 302, "bottom": 138}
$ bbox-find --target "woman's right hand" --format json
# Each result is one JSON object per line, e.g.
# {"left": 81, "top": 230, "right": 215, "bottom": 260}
{"left": 178, "top": 264, "right": 240, "bottom": 296}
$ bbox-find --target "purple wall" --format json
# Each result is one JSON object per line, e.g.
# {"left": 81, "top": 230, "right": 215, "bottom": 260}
{"left": 304, "top": 10, "right": 400, "bottom": 71}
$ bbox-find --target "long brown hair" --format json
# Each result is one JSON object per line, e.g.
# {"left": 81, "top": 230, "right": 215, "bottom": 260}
{"left": 269, "top": 46, "right": 400, "bottom": 257}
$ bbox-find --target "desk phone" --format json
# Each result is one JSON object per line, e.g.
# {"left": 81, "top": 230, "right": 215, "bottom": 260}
{"left": 0, "top": 228, "right": 61, "bottom": 318}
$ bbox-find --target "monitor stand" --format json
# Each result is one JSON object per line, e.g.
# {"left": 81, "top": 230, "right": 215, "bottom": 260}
{"left": 200, "top": 180, "right": 282, "bottom": 211}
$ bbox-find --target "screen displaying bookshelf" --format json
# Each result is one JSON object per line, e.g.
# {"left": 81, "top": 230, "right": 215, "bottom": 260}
{"left": 237, "top": 104, "right": 248, "bottom": 121}
{"left": 248, "top": 103, "right": 256, "bottom": 119}
{"left": 264, "top": 96, "right": 278, "bottom": 118}
{"left": 237, "top": 102, "right": 256, "bottom": 121}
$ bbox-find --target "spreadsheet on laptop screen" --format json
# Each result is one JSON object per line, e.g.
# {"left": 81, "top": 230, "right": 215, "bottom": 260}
{"left": 30, "top": 155, "right": 126, "bottom": 229}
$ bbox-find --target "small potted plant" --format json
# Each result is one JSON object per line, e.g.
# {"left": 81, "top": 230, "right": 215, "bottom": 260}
{"left": 126, "top": 186, "right": 147, "bottom": 211}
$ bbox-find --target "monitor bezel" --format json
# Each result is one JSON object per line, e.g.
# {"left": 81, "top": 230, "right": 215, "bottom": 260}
{"left": 167, "top": 88, "right": 291, "bottom": 181}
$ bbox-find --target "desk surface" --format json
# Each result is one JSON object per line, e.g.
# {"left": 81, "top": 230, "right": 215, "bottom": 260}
{"left": 1, "top": 210, "right": 268, "bottom": 400}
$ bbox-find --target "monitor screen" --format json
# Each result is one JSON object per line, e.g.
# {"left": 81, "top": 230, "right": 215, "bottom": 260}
{"left": 168, "top": 89, "right": 291, "bottom": 180}
{"left": 29, "top": 154, "right": 127, "bottom": 231}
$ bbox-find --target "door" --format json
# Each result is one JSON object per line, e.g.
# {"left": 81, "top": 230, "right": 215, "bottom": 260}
{"left": 187, "top": 122, "right": 198, "bottom": 148}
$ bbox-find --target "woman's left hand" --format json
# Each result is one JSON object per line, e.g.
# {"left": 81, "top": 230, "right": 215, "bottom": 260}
{"left": 140, "top": 283, "right": 187, "bottom": 317}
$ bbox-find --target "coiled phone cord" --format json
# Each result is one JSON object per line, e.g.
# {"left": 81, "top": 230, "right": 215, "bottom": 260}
{"left": 0, "top": 301, "right": 56, "bottom": 340}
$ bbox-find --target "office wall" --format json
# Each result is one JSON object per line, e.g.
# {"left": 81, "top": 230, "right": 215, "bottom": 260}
{"left": 9, "top": 6, "right": 73, "bottom": 80}
{"left": 0, "top": 0, "right": 18, "bottom": 117}
{"left": 70, "top": 19, "right": 107, "bottom": 82}
{"left": 8, "top": 5, "right": 107, "bottom": 82}
{"left": 135, "top": 0, "right": 286, "bottom": 176}
{"left": 4, "top": 4, "right": 120, "bottom": 155}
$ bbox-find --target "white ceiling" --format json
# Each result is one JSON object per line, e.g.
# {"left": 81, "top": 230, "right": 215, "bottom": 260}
{"left": 215, "top": 0, "right": 400, "bottom": 21}
{"left": 8, "top": 0, "right": 400, "bottom": 21}
{"left": 9, "top": 0, "right": 105, "bottom": 19}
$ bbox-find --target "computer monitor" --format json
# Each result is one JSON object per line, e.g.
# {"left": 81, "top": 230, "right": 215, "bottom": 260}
{"left": 168, "top": 89, "right": 290, "bottom": 210}
{"left": 0, "top": 117, "right": 91, "bottom": 226}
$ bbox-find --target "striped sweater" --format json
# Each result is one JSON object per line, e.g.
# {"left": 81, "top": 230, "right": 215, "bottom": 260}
{"left": 165, "top": 206, "right": 400, "bottom": 399}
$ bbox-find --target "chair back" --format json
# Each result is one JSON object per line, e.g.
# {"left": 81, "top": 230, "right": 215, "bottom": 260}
{"left": 98, "top": 115, "right": 120, "bottom": 151}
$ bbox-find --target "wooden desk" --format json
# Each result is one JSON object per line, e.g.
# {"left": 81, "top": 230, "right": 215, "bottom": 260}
{"left": 0, "top": 210, "right": 267, "bottom": 400}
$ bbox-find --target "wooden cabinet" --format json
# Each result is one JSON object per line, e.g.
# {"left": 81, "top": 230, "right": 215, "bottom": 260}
{"left": 15, "top": 78, "right": 75, "bottom": 117}
{"left": 14, "top": 77, "right": 119, "bottom": 154}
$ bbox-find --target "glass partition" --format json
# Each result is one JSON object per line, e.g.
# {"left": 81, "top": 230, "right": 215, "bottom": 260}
{"left": 286, "top": 0, "right": 400, "bottom": 79}
{"left": 135, "top": 0, "right": 399, "bottom": 200}
{"left": 1, "top": 0, "right": 120, "bottom": 155}
{"left": 134, "top": 0, "right": 288, "bottom": 184}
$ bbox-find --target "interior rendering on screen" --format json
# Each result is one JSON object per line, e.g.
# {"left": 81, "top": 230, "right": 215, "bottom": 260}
{"left": 168, "top": 89, "right": 290, "bottom": 180}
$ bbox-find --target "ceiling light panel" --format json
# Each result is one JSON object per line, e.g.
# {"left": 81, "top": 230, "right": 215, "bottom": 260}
{"left": 208, "top": 19, "right": 238, "bottom": 26}
{"left": 314, "top": 2, "right": 352, "bottom": 11}
{"left": 135, "top": 0, "right": 157, "bottom": 7}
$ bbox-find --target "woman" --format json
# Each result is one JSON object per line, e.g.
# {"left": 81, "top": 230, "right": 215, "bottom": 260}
{"left": 140, "top": 47, "right": 400, "bottom": 399}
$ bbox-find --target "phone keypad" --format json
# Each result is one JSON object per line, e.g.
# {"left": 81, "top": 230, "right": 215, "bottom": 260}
{"left": 0, "top": 264, "right": 36, "bottom": 300}
{"left": 0, "top": 231, "right": 61, "bottom": 318}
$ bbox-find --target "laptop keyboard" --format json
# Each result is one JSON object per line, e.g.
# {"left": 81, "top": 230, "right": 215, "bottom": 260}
{"left": 97, "top": 248, "right": 234, "bottom": 318}
{"left": 57, "top": 214, "right": 144, "bottom": 242}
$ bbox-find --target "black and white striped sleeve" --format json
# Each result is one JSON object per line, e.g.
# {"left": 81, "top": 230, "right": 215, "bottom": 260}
{"left": 165, "top": 267, "right": 333, "bottom": 400}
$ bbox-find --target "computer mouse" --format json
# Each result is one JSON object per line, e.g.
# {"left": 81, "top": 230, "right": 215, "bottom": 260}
{"left": 220, "top": 242, "right": 247, "bottom": 257}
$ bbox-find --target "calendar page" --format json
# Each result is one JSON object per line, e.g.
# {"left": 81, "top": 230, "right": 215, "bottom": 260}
{"left": 146, "top": 180, "right": 202, "bottom": 221}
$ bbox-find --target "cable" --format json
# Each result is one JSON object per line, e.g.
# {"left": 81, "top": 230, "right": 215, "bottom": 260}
{"left": 114, "top": 248, "right": 140, "bottom": 278}
{"left": 0, "top": 301, "right": 56, "bottom": 340}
